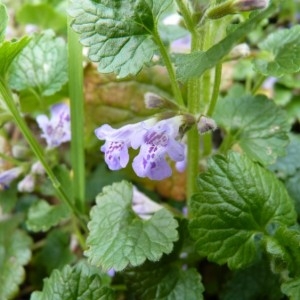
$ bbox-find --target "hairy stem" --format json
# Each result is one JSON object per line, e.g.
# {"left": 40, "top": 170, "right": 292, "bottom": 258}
{"left": 153, "top": 30, "right": 185, "bottom": 107}
{"left": 68, "top": 17, "right": 86, "bottom": 213}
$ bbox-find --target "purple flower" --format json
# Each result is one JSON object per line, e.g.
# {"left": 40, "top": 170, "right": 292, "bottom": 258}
{"left": 36, "top": 103, "right": 71, "bottom": 148}
{"left": 0, "top": 167, "right": 23, "bottom": 189}
{"left": 132, "top": 116, "right": 185, "bottom": 180}
{"left": 95, "top": 119, "right": 156, "bottom": 171}
{"left": 95, "top": 116, "right": 187, "bottom": 180}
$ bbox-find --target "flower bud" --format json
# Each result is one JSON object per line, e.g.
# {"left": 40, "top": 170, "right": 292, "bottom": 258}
{"left": 206, "top": 0, "right": 269, "bottom": 20}
{"left": 229, "top": 43, "right": 251, "bottom": 59}
{"left": 17, "top": 174, "right": 35, "bottom": 193}
{"left": 0, "top": 167, "right": 23, "bottom": 189}
{"left": 12, "top": 145, "right": 29, "bottom": 159}
{"left": 232, "top": 0, "right": 269, "bottom": 11}
{"left": 144, "top": 92, "right": 178, "bottom": 110}
{"left": 197, "top": 116, "right": 217, "bottom": 134}
{"left": 31, "top": 161, "right": 45, "bottom": 175}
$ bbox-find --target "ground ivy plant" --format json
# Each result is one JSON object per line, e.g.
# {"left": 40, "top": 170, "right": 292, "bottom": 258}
{"left": 0, "top": 0, "right": 300, "bottom": 299}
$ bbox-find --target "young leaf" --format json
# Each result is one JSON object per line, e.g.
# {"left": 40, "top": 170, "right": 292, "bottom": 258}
{"left": 69, "top": 0, "right": 172, "bottom": 78}
{"left": 9, "top": 30, "right": 68, "bottom": 96}
{"left": 189, "top": 151, "right": 297, "bottom": 269}
{"left": 0, "top": 3, "right": 8, "bottom": 43}
{"left": 85, "top": 181, "right": 178, "bottom": 271}
{"left": 30, "top": 262, "right": 115, "bottom": 300}
{"left": 0, "top": 37, "right": 30, "bottom": 77}
{"left": 126, "top": 264, "right": 204, "bottom": 300}
{"left": 254, "top": 25, "right": 300, "bottom": 77}
{"left": 281, "top": 278, "right": 300, "bottom": 300}
{"left": 214, "top": 94, "right": 290, "bottom": 165}
{"left": 26, "top": 200, "right": 70, "bottom": 232}
{"left": 175, "top": 1, "right": 278, "bottom": 81}
{"left": 0, "top": 218, "right": 32, "bottom": 300}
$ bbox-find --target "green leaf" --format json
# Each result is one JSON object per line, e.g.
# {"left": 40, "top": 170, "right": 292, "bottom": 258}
{"left": 0, "top": 217, "right": 32, "bottom": 300}
{"left": 34, "top": 230, "right": 75, "bottom": 274}
{"left": 214, "top": 94, "right": 290, "bottom": 165}
{"left": 30, "top": 261, "right": 115, "bottom": 300}
{"left": 254, "top": 25, "right": 300, "bottom": 77}
{"left": 189, "top": 151, "right": 297, "bottom": 269}
{"left": 85, "top": 181, "right": 178, "bottom": 271}
{"left": 285, "top": 170, "right": 300, "bottom": 216}
{"left": 69, "top": 0, "right": 172, "bottom": 78}
{"left": 26, "top": 200, "right": 70, "bottom": 232}
{"left": 0, "top": 182, "right": 17, "bottom": 212}
{"left": 221, "top": 257, "right": 282, "bottom": 300}
{"left": 16, "top": 3, "right": 66, "bottom": 33}
{"left": 270, "top": 134, "right": 300, "bottom": 178}
{"left": 0, "top": 3, "right": 8, "bottom": 43}
{"left": 175, "top": 1, "right": 278, "bottom": 81}
{"left": 9, "top": 30, "right": 68, "bottom": 96}
{"left": 281, "top": 278, "right": 300, "bottom": 300}
{"left": 126, "top": 265, "right": 204, "bottom": 300}
{"left": 0, "top": 36, "right": 31, "bottom": 77}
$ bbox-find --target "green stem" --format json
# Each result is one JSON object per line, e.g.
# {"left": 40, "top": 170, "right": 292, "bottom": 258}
{"left": 153, "top": 30, "right": 184, "bottom": 107}
{"left": 207, "top": 63, "right": 222, "bottom": 116}
{"left": 0, "top": 151, "right": 24, "bottom": 166}
{"left": 175, "top": 0, "right": 196, "bottom": 34}
{"left": 186, "top": 30, "right": 202, "bottom": 201}
{"left": 218, "top": 132, "right": 234, "bottom": 153}
{"left": 251, "top": 74, "right": 266, "bottom": 94}
{"left": 68, "top": 16, "right": 86, "bottom": 213}
{"left": 0, "top": 77, "right": 84, "bottom": 226}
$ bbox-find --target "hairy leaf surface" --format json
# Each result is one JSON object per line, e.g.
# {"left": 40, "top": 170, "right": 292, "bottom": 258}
{"left": 69, "top": 0, "right": 172, "bottom": 78}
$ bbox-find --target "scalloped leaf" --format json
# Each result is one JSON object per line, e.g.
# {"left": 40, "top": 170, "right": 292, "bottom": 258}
{"left": 26, "top": 200, "right": 70, "bottom": 232}
{"left": 189, "top": 151, "right": 297, "bottom": 269}
{"left": 0, "top": 218, "right": 32, "bottom": 300}
{"left": 213, "top": 94, "right": 290, "bottom": 165}
{"left": 69, "top": 0, "right": 172, "bottom": 78}
{"left": 85, "top": 181, "right": 178, "bottom": 271}
{"left": 9, "top": 30, "right": 68, "bottom": 96}
{"left": 254, "top": 25, "right": 300, "bottom": 77}
{"left": 30, "top": 262, "right": 114, "bottom": 300}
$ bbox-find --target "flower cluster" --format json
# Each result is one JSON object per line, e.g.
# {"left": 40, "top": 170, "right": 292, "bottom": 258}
{"left": 95, "top": 116, "right": 187, "bottom": 180}
{"left": 36, "top": 103, "right": 71, "bottom": 148}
